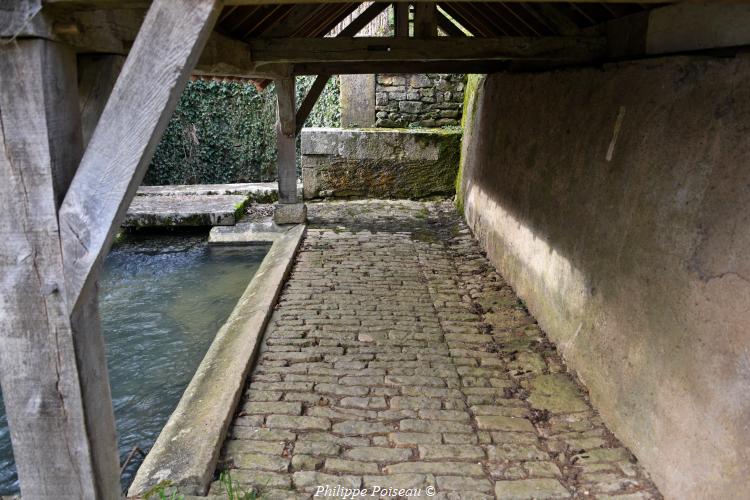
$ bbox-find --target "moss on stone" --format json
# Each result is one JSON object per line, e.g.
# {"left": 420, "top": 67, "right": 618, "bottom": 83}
{"left": 455, "top": 74, "right": 485, "bottom": 214}
{"left": 233, "top": 198, "right": 250, "bottom": 222}
{"left": 309, "top": 129, "right": 462, "bottom": 200}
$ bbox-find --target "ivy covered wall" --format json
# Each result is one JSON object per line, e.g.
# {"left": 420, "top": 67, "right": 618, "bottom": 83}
{"left": 144, "top": 76, "right": 340, "bottom": 185}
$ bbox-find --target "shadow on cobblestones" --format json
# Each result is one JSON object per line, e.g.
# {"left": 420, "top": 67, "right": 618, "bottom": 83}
{"left": 212, "top": 200, "right": 662, "bottom": 500}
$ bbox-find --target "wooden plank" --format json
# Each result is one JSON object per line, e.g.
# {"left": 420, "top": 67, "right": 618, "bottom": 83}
{"left": 394, "top": 2, "right": 409, "bottom": 37}
{"left": 78, "top": 54, "right": 125, "bottom": 148}
{"left": 414, "top": 2, "right": 437, "bottom": 38}
{"left": 0, "top": 37, "right": 119, "bottom": 500}
{"left": 275, "top": 77, "right": 297, "bottom": 204}
{"left": 248, "top": 35, "right": 606, "bottom": 64}
{"left": 296, "top": 75, "right": 328, "bottom": 135}
{"left": 58, "top": 0, "right": 222, "bottom": 311}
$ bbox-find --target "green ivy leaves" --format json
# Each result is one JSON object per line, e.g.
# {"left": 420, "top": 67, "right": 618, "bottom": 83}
{"left": 145, "top": 77, "right": 340, "bottom": 186}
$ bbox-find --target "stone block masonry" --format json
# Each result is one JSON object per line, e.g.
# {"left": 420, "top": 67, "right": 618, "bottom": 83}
{"left": 375, "top": 74, "right": 466, "bottom": 128}
{"left": 209, "top": 200, "right": 661, "bottom": 499}
{"left": 301, "top": 128, "right": 461, "bottom": 200}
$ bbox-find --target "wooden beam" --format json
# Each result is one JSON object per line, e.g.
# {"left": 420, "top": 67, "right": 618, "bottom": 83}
{"left": 0, "top": 38, "right": 119, "bottom": 499}
{"left": 414, "top": 2, "right": 436, "bottom": 38}
{"left": 292, "top": 2, "right": 389, "bottom": 135}
{"left": 295, "top": 75, "right": 328, "bottom": 135}
{"left": 1, "top": 6, "right": 146, "bottom": 54}
{"left": 394, "top": 2, "right": 409, "bottom": 37}
{"left": 529, "top": 3, "right": 583, "bottom": 36}
{"left": 77, "top": 54, "right": 125, "bottom": 148}
{"left": 292, "top": 60, "right": 509, "bottom": 75}
{"left": 437, "top": 10, "right": 468, "bottom": 37}
{"left": 224, "top": 0, "right": 672, "bottom": 3}
{"left": 339, "top": 1, "right": 390, "bottom": 36}
{"left": 248, "top": 35, "right": 606, "bottom": 64}
{"left": 275, "top": 78, "right": 297, "bottom": 204}
{"left": 43, "top": 0, "right": 676, "bottom": 6}
{"left": 58, "top": 0, "right": 221, "bottom": 310}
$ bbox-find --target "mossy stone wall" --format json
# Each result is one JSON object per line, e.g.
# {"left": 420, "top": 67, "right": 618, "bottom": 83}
{"left": 301, "top": 127, "right": 461, "bottom": 200}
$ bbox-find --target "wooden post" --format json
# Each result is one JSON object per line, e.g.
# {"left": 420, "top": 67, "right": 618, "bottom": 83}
{"left": 414, "top": 3, "right": 437, "bottom": 38}
{"left": 395, "top": 2, "right": 410, "bottom": 37}
{"left": 273, "top": 77, "right": 306, "bottom": 223}
{"left": 0, "top": 38, "right": 119, "bottom": 499}
{"left": 77, "top": 54, "right": 125, "bottom": 148}
{"left": 276, "top": 77, "right": 297, "bottom": 204}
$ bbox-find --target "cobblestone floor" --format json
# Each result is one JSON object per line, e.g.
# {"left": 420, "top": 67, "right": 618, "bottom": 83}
{"left": 211, "top": 200, "right": 661, "bottom": 500}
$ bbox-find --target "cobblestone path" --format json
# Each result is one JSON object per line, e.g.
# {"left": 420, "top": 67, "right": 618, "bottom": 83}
{"left": 211, "top": 201, "right": 661, "bottom": 500}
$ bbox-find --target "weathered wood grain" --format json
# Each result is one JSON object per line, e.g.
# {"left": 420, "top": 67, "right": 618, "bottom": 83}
{"left": 58, "top": 0, "right": 222, "bottom": 311}
{"left": 77, "top": 54, "right": 124, "bottom": 148}
{"left": 1, "top": 4, "right": 146, "bottom": 54}
{"left": 275, "top": 78, "right": 298, "bottom": 204}
{"left": 0, "top": 37, "right": 118, "bottom": 500}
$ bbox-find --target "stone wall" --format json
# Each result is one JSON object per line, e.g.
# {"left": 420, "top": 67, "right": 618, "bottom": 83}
{"left": 301, "top": 127, "right": 461, "bottom": 200}
{"left": 459, "top": 55, "right": 750, "bottom": 499}
{"left": 375, "top": 74, "right": 466, "bottom": 128}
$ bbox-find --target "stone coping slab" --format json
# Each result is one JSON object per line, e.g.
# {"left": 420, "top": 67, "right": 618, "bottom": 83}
{"left": 124, "top": 194, "right": 247, "bottom": 227}
{"left": 136, "top": 182, "right": 303, "bottom": 202}
{"left": 208, "top": 219, "right": 297, "bottom": 245}
{"left": 128, "top": 223, "right": 306, "bottom": 497}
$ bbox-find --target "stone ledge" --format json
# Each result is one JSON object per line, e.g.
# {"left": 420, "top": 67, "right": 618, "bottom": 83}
{"left": 136, "top": 182, "right": 303, "bottom": 202}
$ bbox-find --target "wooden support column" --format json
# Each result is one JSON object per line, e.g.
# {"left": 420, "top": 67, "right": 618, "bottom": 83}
{"left": 414, "top": 3, "right": 437, "bottom": 38}
{"left": 395, "top": 2, "right": 410, "bottom": 37}
{"left": 0, "top": 38, "right": 119, "bottom": 499}
{"left": 276, "top": 78, "right": 296, "bottom": 204}
{"left": 77, "top": 54, "right": 125, "bottom": 148}
{"left": 273, "top": 77, "right": 306, "bottom": 223}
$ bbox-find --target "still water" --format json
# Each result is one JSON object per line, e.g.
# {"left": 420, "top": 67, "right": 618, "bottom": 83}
{"left": 0, "top": 233, "right": 269, "bottom": 494}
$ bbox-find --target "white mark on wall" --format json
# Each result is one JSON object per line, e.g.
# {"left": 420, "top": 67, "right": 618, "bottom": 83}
{"left": 563, "top": 322, "right": 583, "bottom": 357}
{"left": 606, "top": 106, "right": 626, "bottom": 162}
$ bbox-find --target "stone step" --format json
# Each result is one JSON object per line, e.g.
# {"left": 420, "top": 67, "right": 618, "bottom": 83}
{"left": 124, "top": 194, "right": 247, "bottom": 227}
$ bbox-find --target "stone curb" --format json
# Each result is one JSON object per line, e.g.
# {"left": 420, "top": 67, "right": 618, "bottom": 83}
{"left": 128, "top": 223, "right": 306, "bottom": 497}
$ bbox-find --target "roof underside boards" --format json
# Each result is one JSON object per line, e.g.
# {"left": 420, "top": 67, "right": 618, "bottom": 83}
{"left": 215, "top": 2, "right": 663, "bottom": 41}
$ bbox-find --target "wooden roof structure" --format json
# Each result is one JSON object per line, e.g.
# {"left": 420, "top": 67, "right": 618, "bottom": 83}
{"left": 3, "top": 0, "right": 730, "bottom": 498}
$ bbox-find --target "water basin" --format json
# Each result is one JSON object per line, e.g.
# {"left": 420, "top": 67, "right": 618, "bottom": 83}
{"left": 0, "top": 232, "right": 269, "bottom": 494}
